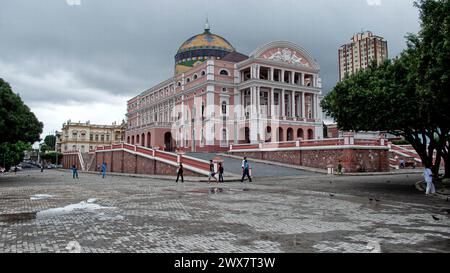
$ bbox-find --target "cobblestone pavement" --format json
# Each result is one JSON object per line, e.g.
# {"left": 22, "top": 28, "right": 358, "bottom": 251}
{"left": 0, "top": 170, "right": 449, "bottom": 253}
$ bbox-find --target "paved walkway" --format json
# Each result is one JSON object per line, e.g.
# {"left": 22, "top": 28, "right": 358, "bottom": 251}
{"left": 0, "top": 170, "right": 449, "bottom": 253}
{"left": 186, "top": 152, "right": 321, "bottom": 178}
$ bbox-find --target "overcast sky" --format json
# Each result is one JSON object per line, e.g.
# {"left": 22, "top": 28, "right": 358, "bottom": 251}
{"left": 0, "top": 0, "right": 420, "bottom": 138}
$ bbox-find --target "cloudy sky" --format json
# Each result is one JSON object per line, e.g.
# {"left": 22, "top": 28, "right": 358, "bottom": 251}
{"left": 0, "top": 0, "right": 420, "bottom": 138}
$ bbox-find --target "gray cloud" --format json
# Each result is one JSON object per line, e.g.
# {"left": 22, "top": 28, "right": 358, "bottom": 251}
{"left": 0, "top": 0, "right": 420, "bottom": 134}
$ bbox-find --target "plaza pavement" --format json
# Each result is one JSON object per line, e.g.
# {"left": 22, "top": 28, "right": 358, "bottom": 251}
{"left": 0, "top": 169, "right": 449, "bottom": 253}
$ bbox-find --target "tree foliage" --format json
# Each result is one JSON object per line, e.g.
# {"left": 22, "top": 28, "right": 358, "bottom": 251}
{"left": 322, "top": 0, "right": 450, "bottom": 177}
{"left": 0, "top": 78, "right": 43, "bottom": 169}
{"left": 0, "top": 78, "right": 43, "bottom": 144}
{"left": 44, "top": 135, "right": 56, "bottom": 150}
{"left": 41, "top": 152, "right": 63, "bottom": 164}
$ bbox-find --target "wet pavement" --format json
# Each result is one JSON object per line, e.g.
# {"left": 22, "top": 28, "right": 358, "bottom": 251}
{"left": 0, "top": 170, "right": 449, "bottom": 253}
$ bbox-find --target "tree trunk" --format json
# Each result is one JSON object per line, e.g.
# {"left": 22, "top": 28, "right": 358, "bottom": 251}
{"left": 443, "top": 151, "right": 450, "bottom": 178}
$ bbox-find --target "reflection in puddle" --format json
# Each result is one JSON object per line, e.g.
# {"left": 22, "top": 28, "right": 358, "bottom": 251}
{"left": 30, "top": 194, "right": 53, "bottom": 200}
{"left": 187, "top": 188, "right": 251, "bottom": 195}
{"left": 36, "top": 199, "right": 115, "bottom": 219}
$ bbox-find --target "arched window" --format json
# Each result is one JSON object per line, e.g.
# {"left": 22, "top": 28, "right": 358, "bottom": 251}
{"left": 219, "top": 69, "right": 229, "bottom": 76}
{"left": 186, "top": 78, "right": 191, "bottom": 83}
{"left": 221, "top": 101, "right": 227, "bottom": 115}
{"left": 221, "top": 129, "right": 228, "bottom": 147}
{"left": 177, "top": 82, "right": 181, "bottom": 87}
{"left": 287, "top": 128, "right": 294, "bottom": 141}
{"left": 201, "top": 70, "right": 206, "bottom": 76}
{"left": 193, "top": 74, "right": 198, "bottom": 80}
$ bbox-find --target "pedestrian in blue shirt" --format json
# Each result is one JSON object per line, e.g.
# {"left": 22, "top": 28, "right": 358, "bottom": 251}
{"left": 101, "top": 162, "right": 107, "bottom": 178}
{"left": 71, "top": 164, "right": 79, "bottom": 179}
{"left": 241, "top": 157, "right": 252, "bottom": 182}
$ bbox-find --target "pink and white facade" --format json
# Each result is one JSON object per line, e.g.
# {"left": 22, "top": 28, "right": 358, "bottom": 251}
{"left": 126, "top": 38, "right": 324, "bottom": 152}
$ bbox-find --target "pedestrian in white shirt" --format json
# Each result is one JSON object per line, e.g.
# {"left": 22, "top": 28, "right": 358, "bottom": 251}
{"left": 423, "top": 165, "right": 436, "bottom": 196}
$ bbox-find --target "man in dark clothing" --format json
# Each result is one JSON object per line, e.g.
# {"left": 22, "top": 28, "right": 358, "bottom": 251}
{"left": 176, "top": 163, "right": 184, "bottom": 183}
{"left": 218, "top": 163, "right": 224, "bottom": 182}
{"left": 241, "top": 157, "right": 252, "bottom": 182}
{"left": 71, "top": 165, "right": 79, "bottom": 179}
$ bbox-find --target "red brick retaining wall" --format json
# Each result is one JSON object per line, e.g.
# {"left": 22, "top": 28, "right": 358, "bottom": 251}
{"left": 231, "top": 148, "right": 389, "bottom": 173}
{"left": 88, "top": 150, "right": 201, "bottom": 176}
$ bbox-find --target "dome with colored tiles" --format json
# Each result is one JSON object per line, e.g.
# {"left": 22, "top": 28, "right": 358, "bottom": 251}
{"left": 175, "top": 20, "right": 235, "bottom": 74}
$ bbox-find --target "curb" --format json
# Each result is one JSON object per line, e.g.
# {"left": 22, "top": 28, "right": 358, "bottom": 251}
{"left": 56, "top": 169, "right": 242, "bottom": 182}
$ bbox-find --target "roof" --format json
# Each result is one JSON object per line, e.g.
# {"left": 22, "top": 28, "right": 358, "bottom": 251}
{"left": 222, "top": 51, "right": 249, "bottom": 63}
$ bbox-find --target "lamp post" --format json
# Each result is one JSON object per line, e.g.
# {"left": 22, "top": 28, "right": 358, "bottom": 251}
{"left": 54, "top": 130, "right": 58, "bottom": 166}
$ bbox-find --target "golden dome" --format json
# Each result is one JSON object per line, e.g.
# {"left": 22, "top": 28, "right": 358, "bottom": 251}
{"left": 177, "top": 33, "right": 235, "bottom": 53}
{"left": 175, "top": 22, "right": 235, "bottom": 74}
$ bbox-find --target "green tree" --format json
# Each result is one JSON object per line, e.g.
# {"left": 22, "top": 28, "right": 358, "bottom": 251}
{"left": 44, "top": 135, "right": 56, "bottom": 150}
{"left": 407, "top": 0, "right": 450, "bottom": 177}
{"left": 0, "top": 78, "right": 43, "bottom": 169}
{"left": 322, "top": 0, "right": 450, "bottom": 177}
{"left": 41, "top": 152, "right": 63, "bottom": 165}
{"left": 0, "top": 141, "right": 31, "bottom": 169}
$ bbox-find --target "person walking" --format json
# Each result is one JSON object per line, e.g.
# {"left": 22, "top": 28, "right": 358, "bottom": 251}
{"left": 241, "top": 157, "right": 252, "bottom": 182}
{"left": 40, "top": 163, "right": 44, "bottom": 173}
{"left": 424, "top": 165, "right": 436, "bottom": 196}
{"left": 176, "top": 163, "right": 184, "bottom": 183}
{"left": 101, "top": 162, "right": 107, "bottom": 179}
{"left": 208, "top": 160, "right": 218, "bottom": 183}
{"left": 71, "top": 164, "right": 79, "bottom": 179}
{"left": 337, "top": 160, "right": 343, "bottom": 175}
{"left": 14, "top": 166, "right": 17, "bottom": 175}
{"left": 218, "top": 163, "right": 224, "bottom": 183}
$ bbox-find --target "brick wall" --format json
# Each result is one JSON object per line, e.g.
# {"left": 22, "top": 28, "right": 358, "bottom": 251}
{"left": 62, "top": 154, "right": 81, "bottom": 170}
{"left": 231, "top": 148, "right": 389, "bottom": 173}
{"left": 70, "top": 150, "right": 202, "bottom": 177}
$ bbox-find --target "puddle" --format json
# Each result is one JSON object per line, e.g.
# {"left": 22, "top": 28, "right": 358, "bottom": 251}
{"left": 37, "top": 199, "right": 115, "bottom": 219}
{"left": 30, "top": 194, "right": 53, "bottom": 200}
{"left": 0, "top": 212, "right": 36, "bottom": 223}
{"left": 187, "top": 188, "right": 251, "bottom": 194}
{"left": 209, "top": 187, "right": 225, "bottom": 194}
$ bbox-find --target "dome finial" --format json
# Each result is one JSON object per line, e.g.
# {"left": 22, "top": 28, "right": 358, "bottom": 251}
{"left": 204, "top": 16, "right": 210, "bottom": 33}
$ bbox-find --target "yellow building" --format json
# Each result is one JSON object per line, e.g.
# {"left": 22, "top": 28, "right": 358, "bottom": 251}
{"left": 58, "top": 120, "right": 125, "bottom": 153}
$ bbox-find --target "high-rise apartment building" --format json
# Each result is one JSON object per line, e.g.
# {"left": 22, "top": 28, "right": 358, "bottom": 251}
{"left": 338, "top": 31, "right": 388, "bottom": 81}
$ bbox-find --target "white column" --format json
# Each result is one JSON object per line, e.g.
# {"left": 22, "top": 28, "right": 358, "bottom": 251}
{"left": 301, "top": 73, "right": 305, "bottom": 86}
{"left": 256, "top": 86, "right": 260, "bottom": 116}
{"left": 281, "top": 89, "right": 285, "bottom": 117}
{"left": 281, "top": 69, "right": 285, "bottom": 83}
{"left": 270, "top": 88, "right": 274, "bottom": 117}
{"left": 269, "top": 68, "right": 273, "bottom": 81}
{"left": 312, "top": 94, "right": 316, "bottom": 119}
{"left": 301, "top": 92, "right": 305, "bottom": 118}
{"left": 291, "top": 91, "right": 296, "bottom": 118}
{"left": 291, "top": 71, "right": 295, "bottom": 84}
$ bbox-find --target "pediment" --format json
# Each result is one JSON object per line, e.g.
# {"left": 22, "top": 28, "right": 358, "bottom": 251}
{"left": 250, "top": 41, "right": 320, "bottom": 70}
{"left": 260, "top": 47, "right": 311, "bottom": 67}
